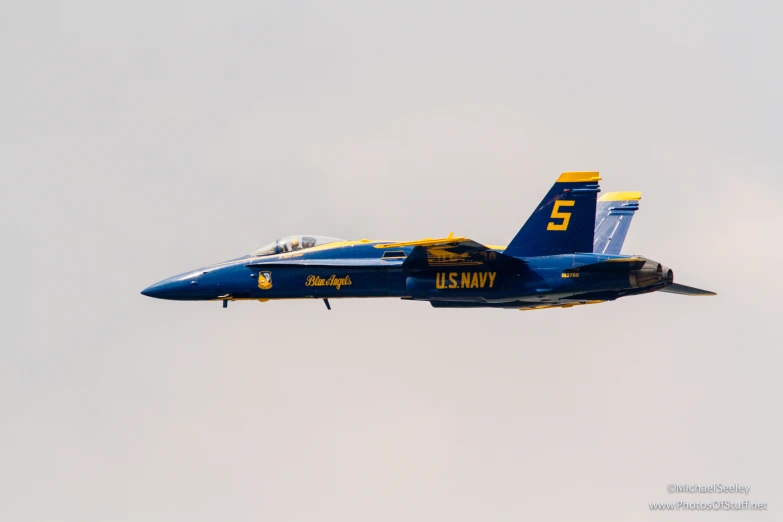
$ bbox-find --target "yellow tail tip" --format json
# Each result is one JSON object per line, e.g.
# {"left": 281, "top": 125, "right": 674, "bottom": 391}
{"left": 557, "top": 171, "right": 601, "bottom": 183}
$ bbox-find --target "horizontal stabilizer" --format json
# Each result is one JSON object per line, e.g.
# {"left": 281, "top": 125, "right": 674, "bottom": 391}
{"left": 659, "top": 283, "right": 716, "bottom": 296}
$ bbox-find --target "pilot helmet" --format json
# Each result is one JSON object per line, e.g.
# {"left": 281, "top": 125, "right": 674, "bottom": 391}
{"left": 290, "top": 238, "right": 300, "bottom": 250}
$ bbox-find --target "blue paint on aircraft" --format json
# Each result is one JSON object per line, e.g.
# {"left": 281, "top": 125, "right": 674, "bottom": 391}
{"left": 142, "top": 173, "right": 715, "bottom": 310}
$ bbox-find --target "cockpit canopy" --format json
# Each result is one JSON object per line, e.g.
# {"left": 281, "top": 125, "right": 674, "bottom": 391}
{"left": 251, "top": 235, "right": 345, "bottom": 257}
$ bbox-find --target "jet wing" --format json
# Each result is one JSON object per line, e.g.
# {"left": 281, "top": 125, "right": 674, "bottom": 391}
{"left": 375, "top": 235, "right": 526, "bottom": 271}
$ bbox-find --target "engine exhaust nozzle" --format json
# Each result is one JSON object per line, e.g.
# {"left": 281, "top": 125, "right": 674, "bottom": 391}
{"left": 630, "top": 260, "right": 669, "bottom": 289}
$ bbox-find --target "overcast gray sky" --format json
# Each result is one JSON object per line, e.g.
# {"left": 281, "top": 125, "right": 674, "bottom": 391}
{"left": 2, "top": 1, "right": 781, "bottom": 521}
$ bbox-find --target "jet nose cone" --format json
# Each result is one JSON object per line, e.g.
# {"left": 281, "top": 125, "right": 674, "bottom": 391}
{"left": 141, "top": 275, "right": 192, "bottom": 300}
{"left": 141, "top": 280, "right": 173, "bottom": 299}
{"left": 142, "top": 269, "right": 216, "bottom": 300}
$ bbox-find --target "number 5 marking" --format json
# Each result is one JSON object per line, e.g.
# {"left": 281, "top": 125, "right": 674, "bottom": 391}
{"left": 547, "top": 200, "right": 575, "bottom": 231}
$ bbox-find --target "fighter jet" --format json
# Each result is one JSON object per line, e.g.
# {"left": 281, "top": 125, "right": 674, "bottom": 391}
{"left": 141, "top": 172, "right": 715, "bottom": 310}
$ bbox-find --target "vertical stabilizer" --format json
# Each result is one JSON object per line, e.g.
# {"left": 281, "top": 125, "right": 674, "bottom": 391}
{"left": 593, "top": 192, "right": 641, "bottom": 255}
{"left": 505, "top": 172, "right": 601, "bottom": 257}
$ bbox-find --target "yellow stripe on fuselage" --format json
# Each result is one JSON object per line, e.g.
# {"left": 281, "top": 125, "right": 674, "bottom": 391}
{"left": 374, "top": 237, "right": 469, "bottom": 249}
{"left": 289, "top": 239, "right": 376, "bottom": 254}
{"left": 519, "top": 300, "right": 605, "bottom": 311}
{"left": 604, "top": 257, "right": 645, "bottom": 262}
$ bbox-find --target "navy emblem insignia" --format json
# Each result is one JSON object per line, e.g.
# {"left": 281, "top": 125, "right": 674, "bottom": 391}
{"left": 258, "top": 272, "right": 273, "bottom": 290}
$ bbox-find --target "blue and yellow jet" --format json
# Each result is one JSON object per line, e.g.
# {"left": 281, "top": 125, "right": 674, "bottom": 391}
{"left": 141, "top": 172, "right": 715, "bottom": 310}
